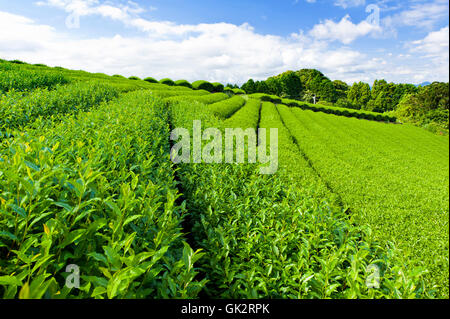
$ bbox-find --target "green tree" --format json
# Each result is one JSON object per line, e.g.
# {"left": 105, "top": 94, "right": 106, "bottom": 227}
{"left": 320, "top": 79, "right": 337, "bottom": 102}
{"left": 395, "top": 93, "right": 423, "bottom": 122}
{"left": 256, "top": 81, "right": 270, "bottom": 94}
{"left": 368, "top": 80, "right": 418, "bottom": 113}
{"left": 296, "top": 69, "right": 337, "bottom": 102}
{"left": 366, "top": 91, "right": 391, "bottom": 113}
{"left": 277, "top": 71, "right": 303, "bottom": 99}
{"left": 371, "top": 79, "right": 389, "bottom": 100}
{"left": 367, "top": 80, "right": 397, "bottom": 112}
{"left": 348, "top": 82, "right": 371, "bottom": 109}
{"left": 417, "top": 82, "right": 449, "bottom": 110}
{"left": 242, "top": 79, "right": 257, "bottom": 94}
{"left": 392, "top": 84, "right": 418, "bottom": 109}
{"left": 333, "top": 80, "right": 349, "bottom": 100}
{"left": 335, "top": 98, "right": 358, "bottom": 110}
{"left": 308, "top": 76, "right": 323, "bottom": 95}
{"left": 266, "top": 77, "right": 283, "bottom": 96}
{"left": 394, "top": 82, "right": 449, "bottom": 130}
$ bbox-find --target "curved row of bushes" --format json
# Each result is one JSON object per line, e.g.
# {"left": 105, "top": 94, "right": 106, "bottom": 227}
{"left": 223, "top": 88, "right": 246, "bottom": 95}
{"left": 163, "top": 93, "right": 229, "bottom": 105}
{"left": 78, "top": 68, "right": 227, "bottom": 95}
{"left": 175, "top": 80, "right": 192, "bottom": 88}
{"left": 212, "top": 82, "right": 224, "bottom": 92}
{"left": 249, "top": 93, "right": 282, "bottom": 103}
{"left": 223, "top": 98, "right": 261, "bottom": 128}
{"left": 208, "top": 95, "right": 246, "bottom": 119}
{"left": 0, "top": 60, "right": 227, "bottom": 96}
{"left": 192, "top": 80, "right": 214, "bottom": 92}
{"left": 144, "top": 77, "right": 158, "bottom": 83}
{"left": 111, "top": 74, "right": 226, "bottom": 94}
{"left": 166, "top": 98, "right": 430, "bottom": 299}
{"left": 232, "top": 88, "right": 246, "bottom": 95}
{"left": 286, "top": 99, "right": 397, "bottom": 123}
{"left": 0, "top": 82, "right": 119, "bottom": 132}
{"left": 128, "top": 77, "right": 227, "bottom": 93}
{"left": 0, "top": 68, "right": 70, "bottom": 93}
{"left": 159, "top": 78, "right": 175, "bottom": 86}
{"left": 0, "top": 90, "right": 205, "bottom": 298}
{"left": 149, "top": 89, "right": 210, "bottom": 99}
{"left": 249, "top": 93, "right": 397, "bottom": 123}
{"left": 191, "top": 80, "right": 226, "bottom": 93}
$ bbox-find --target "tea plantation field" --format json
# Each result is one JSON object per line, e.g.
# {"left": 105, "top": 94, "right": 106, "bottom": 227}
{"left": 0, "top": 59, "right": 448, "bottom": 299}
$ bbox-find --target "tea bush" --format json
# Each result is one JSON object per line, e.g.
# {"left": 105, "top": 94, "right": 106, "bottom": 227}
{"left": 223, "top": 87, "right": 234, "bottom": 95}
{"left": 0, "top": 58, "right": 446, "bottom": 299}
{"left": 277, "top": 105, "right": 449, "bottom": 296}
{"left": 144, "top": 77, "right": 158, "bottom": 83}
{"left": 9, "top": 60, "right": 27, "bottom": 65}
{"left": 174, "top": 80, "right": 192, "bottom": 88}
{"left": 212, "top": 82, "right": 224, "bottom": 92}
{"left": 159, "top": 78, "right": 175, "bottom": 86}
{"left": 223, "top": 98, "right": 261, "bottom": 128}
{"left": 0, "top": 69, "right": 69, "bottom": 93}
{"left": 0, "top": 82, "right": 119, "bottom": 132}
{"left": 150, "top": 89, "right": 210, "bottom": 99}
{"left": 166, "top": 99, "right": 431, "bottom": 299}
{"left": 208, "top": 95, "right": 246, "bottom": 118}
{"left": 248, "top": 93, "right": 282, "bottom": 104}
{"left": 282, "top": 98, "right": 397, "bottom": 123}
{"left": 192, "top": 80, "right": 215, "bottom": 92}
{"left": 164, "top": 93, "right": 229, "bottom": 105}
{"left": 0, "top": 91, "right": 206, "bottom": 299}
{"left": 232, "top": 88, "right": 246, "bottom": 95}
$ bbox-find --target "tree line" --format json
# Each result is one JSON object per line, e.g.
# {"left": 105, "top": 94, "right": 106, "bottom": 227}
{"left": 234, "top": 69, "right": 449, "bottom": 132}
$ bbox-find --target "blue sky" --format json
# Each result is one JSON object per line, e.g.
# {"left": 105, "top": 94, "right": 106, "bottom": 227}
{"left": 0, "top": 0, "right": 448, "bottom": 84}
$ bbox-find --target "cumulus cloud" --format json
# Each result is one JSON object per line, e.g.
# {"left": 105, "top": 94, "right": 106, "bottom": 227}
{"left": 410, "top": 26, "right": 449, "bottom": 74}
{"left": 383, "top": 0, "right": 449, "bottom": 30}
{"left": 309, "top": 15, "right": 381, "bottom": 44}
{"left": 0, "top": 0, "right": 448, "bottom": 85}
{"left": 36, "top": 0, "right": 144, "bottom": 17}
{"left": 0, "top": 8, "right": 374, "bottom": 84}
{"left": 0, "top": 11, "right": 57, "bottom": 51}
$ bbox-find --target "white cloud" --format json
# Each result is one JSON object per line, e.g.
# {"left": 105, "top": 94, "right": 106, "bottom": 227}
{"left": 383, "top": 0, "right": 449, "bottom": 30}
{"left": 36, "top": 0, "right": 145, "bottom": 21}
{"left": 0, "top": 11, "right": 57, "bottom": 51}
{"left": 0, "top": 3, "right": 448, "bottom": 85}
{"left": 334, "top": 0, "right": 366, "bottom": 9}
{"left": 1, "top": 9, "right": 373, "bottom": 84}
{"left": 410, "top": 26, "right": 449, "bottom": 76}
{"left": 309, "top": 15, "right": 381, "bottom": 44}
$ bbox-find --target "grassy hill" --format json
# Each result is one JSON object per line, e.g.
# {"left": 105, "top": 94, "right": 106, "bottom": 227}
{"left": 0, "top": 59, "right": 448, "bottom": 299}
